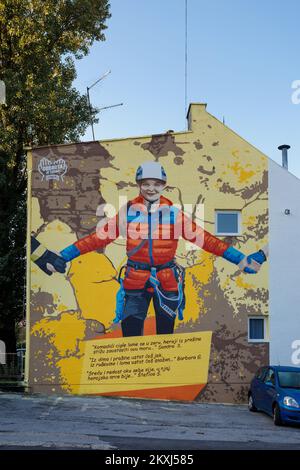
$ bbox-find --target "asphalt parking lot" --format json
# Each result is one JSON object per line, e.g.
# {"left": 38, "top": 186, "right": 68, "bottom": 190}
{"left": 0, "top": 392, "right": 299, "bottom": 450}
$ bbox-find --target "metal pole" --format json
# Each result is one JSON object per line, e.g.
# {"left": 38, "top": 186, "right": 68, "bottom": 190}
{"left": 86, "top": 86, "right": 95, "bottom": 141}
{"left": 98, "top": 103, "right": 123, "bottom": 112}
{"left": 89, "top": 70, "right": 111, "bottom": 90}
{"left": 86, "top": 71, "right": 111, "bottom": 141}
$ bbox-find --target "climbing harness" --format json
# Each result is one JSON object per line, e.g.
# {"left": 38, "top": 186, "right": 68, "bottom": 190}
{"left": 113, "top": 259, "right": 186, "bottom": 323}
{"left": 149, "top": 264, "right": 185, "bottom": 321}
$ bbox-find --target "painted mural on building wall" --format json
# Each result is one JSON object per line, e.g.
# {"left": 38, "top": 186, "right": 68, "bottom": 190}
{"left": 27, "top": 104, "right": 269, "bottom": 402}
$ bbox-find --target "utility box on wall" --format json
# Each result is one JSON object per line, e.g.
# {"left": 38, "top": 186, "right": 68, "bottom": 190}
{"left": 25, "top": 103, "right": 269, "bottom": 403}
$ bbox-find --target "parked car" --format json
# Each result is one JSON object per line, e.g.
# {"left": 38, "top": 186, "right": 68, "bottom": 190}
{"left": 248, "top": 366, "right": 300, "bottom": 426}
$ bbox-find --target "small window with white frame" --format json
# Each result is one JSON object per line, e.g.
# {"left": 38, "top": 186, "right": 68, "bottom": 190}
{"left": 248, "top": 317, "right": 266, "bottom": 343}
{"left": 215, "top": 210, "right": 241, "bottom": 236}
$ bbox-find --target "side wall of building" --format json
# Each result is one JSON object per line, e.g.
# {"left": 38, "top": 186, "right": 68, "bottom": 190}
{"left": 27, "top": 104, "right": 269, "bottom": 402}
{"left": 269, "top": 159, "right": 300, "bottom": 366}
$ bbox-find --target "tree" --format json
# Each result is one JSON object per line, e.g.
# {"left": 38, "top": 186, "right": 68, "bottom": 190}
{"left": 0, "top": 0, "right": 111, "bottom": 352}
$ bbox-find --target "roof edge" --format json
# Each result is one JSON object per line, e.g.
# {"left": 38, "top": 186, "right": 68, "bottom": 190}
{"left": 25, "top": 129, "right": 193, "bottom": 151}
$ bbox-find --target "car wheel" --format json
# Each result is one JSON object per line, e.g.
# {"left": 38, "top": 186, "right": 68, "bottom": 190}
{"left": 273, "top": 404, "right": 283, "bottom": 426}
{"left": 248, "top": 394, "right": 257, "bottom": 412}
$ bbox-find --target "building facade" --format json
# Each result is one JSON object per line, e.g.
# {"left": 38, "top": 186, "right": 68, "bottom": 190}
{"left": 269, "top": 160, "right": 300, "bottom": 368}
{"left": 26, "top": 103, "right": 276, "bottom": 403}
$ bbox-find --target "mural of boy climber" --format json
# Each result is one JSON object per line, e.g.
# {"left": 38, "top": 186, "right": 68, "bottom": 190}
{"left": 34, "top": 161, "right": 268, "bottom": 337}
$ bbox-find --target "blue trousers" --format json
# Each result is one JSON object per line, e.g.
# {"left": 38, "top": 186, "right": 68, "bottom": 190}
{"left": 121, "top": 289, "right": 178, "bottom": 337}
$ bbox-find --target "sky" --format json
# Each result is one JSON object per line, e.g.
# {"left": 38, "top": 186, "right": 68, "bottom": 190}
{"left": 73, "top": 0, "right": 300, "bottom": 178}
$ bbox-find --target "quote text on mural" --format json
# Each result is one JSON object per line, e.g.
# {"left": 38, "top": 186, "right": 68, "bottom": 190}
{"left": 79, "top": 331, "right": 212, "bottom": 394}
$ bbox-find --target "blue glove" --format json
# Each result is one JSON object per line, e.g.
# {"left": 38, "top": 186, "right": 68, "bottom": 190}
{"left": 223, "top": 247, "right": 266, "bottom": 274}
{"left": 60, "top": 244, "right": 81, "bottom": 262}
{"left": 245, "top": 250, "right": 266, "bottom": 273}
{"left": 34, "top": 249, "right": 67, "bottom": 276}
{"left": 31, "top": 236, "right": 67, "bottom": 275}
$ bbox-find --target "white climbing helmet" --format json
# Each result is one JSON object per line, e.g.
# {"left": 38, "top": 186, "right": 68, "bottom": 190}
{"left": 135, "top": 161, "right": 167, "bottom": 183}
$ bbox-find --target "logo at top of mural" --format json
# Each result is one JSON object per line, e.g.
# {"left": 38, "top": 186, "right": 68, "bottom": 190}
{"left": 38, "top": 157, "right": 68, "bottom": 181}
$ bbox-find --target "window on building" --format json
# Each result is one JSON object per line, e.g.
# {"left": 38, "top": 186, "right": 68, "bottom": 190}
{"left": 215, "top": 210, "right": 241, "bottom": 236}
{"left": 248, "top": 317, "right": 266, "bottom": 342}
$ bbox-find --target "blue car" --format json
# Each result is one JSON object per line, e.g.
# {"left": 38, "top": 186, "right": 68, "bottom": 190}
{"left": 248, "top": 366, "right": 300, "bottom": 426}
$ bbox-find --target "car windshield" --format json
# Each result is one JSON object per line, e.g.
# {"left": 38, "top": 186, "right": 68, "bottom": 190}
{"left": 278, "top": 371, "right": 300, "bottom": 389}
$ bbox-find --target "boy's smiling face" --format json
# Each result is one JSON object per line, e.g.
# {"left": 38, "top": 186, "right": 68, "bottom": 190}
{"left": 139, "top": 178, "right": 166, "bottom": 203}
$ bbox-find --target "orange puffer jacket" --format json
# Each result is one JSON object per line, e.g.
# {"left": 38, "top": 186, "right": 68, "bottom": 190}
{"left": 74, "top": 195, "right": 229, "bottom": 291}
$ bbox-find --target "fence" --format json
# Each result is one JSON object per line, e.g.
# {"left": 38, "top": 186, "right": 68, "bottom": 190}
{"left": 0, "top": 349, "right": 25, "bottom": 382}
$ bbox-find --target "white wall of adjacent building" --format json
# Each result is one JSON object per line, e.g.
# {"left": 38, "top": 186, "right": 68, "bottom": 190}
{"left": 269, "top": 159, "right": 300, "bottom": 367}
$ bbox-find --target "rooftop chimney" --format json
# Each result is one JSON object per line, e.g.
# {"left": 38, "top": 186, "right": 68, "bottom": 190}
{"left": 278, "top": 144, "right": 290, "bottom": 170}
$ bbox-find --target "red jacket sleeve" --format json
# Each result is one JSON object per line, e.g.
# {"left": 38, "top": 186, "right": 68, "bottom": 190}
{"left": 74, "top": 214, "right": 119, "bottom": 255}
{"left": 180, "top": 212, "right": 229, "bottom": 257}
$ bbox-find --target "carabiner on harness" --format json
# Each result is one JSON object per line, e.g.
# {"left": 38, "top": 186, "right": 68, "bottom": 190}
{"left": 149, "top": 266, "right": 185, "bottom": 321}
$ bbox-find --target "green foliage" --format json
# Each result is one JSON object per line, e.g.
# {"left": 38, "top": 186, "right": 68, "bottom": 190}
{"left": 0, "top": 0, "right": 111, "bottom": 351}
